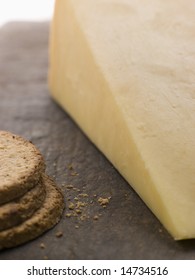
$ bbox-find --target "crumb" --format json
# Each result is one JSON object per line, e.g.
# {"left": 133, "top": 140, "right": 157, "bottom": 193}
{"left": 76, "top": 209, "right": 82, "bottom": 214}
{"left": 65, "top": 213, "right": 72, "bottom": 218}
{"left": 40, "top": 243, "right": 46, "bottom": 249}
{"left": 98, "top": 197, "right": 111, "bottom": 206}
{"left": 76, "top": 202, "right": 86, "bottom": 208}
{"left": 93, "top": 215, "right": 99, "bottom": 220}
{"left": 80, "top": 214, "right": 87, "bottom": 221}
{"left": 66, "top": 185, "right": 74, "bottom": 189}
{"left": 73, "top": 187, "right": 80, "bottom": 192}
{"left": 56, "top": 231, "right": 63, "bottom": 238}
{"left": 75, "top": 225, "right": 79, "bottom": 229}
{"left": 43, "top": 256, "right": 49, "bottom": 260}
{"left": 78, "top": 193, "right": 88, "bottom": 198}
{"left": 74, "top": 197, "right": 79, "bottom": 201}
{"left": 68, "top": 202, "right": 75, "bottom": 210}
{"left": 71, "top": 171, "right": 79, "bottom": 176}
{"left": 67, "top": 163, "right": 74, "bottom": 170}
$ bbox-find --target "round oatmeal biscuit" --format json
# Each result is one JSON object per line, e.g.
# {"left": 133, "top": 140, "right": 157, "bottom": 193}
{"left": 0, "top": 174, "right": 64, "bottom": 250}
{"left": 0, "top": 178, "right": 46, "bottom": 231}
{"left": 0, "top": 131, "right": 45, "bottom": 204}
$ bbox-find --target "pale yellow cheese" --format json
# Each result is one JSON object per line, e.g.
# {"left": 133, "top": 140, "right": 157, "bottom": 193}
{"left": 49, "top": 0, "right": 195, "bottom": 239}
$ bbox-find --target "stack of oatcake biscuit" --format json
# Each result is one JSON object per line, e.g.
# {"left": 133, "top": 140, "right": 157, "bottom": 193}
{"left": 0, "top": 131, "right": 64, "bottom": 250}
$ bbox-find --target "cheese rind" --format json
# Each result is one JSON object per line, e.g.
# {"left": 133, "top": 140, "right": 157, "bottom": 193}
{"left": 49, "top": 0, "right": 195, "bottom": 239}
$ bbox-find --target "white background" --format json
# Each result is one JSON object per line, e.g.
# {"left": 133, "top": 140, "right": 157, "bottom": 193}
{"left": 0, "top": 0, "right": 55, "bottom": 27}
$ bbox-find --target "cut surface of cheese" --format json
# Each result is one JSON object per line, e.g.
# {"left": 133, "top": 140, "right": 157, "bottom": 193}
{"left": 49, "top": 0, "right": 195, "bottom": 239}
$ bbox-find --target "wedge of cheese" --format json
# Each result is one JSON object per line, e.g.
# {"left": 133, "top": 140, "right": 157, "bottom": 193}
{"left": 49, "top": 0, "right": 195, "bottom": 239}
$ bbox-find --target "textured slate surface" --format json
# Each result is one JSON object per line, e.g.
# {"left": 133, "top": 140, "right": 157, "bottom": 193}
{"left": 0, "top": 22, "right": 195, "bottom": 260}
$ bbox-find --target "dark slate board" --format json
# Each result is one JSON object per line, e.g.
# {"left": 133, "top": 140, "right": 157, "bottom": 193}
{"left": 0, "top": 22, "right": 195, "bottom": 260}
